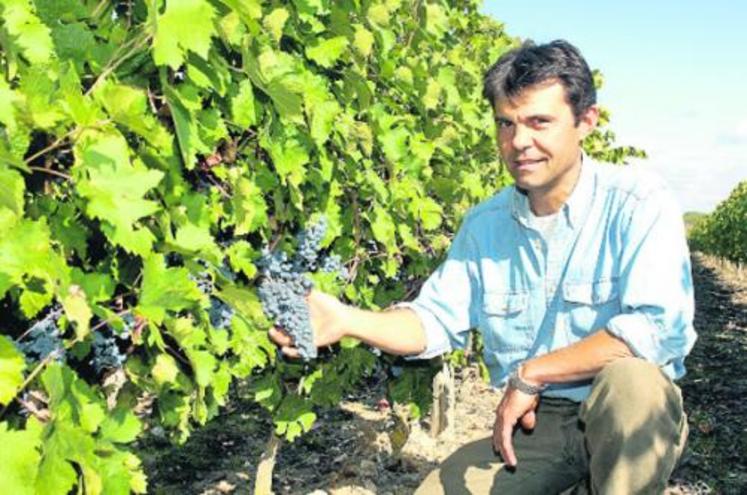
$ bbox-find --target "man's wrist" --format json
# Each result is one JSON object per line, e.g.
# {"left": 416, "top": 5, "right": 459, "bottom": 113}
{"left": 508, "top": 363, "right": 546, "bottom": 395}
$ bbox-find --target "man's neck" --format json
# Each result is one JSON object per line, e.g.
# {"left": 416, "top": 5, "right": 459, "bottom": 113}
{"left": 528, "top": 156, "right": 583, "bottom": 216}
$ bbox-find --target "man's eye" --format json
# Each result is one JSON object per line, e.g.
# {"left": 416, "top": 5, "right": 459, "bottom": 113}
{"left": 497, "top": 119, "right": 513, "bottom": 128}
{"left": 530, "top": 118, "right": 550, "bottom": 127}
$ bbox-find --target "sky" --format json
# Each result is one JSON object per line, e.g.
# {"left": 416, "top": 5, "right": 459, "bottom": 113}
{"left": 481, "top": 0, "right": 747, "bottom": 213}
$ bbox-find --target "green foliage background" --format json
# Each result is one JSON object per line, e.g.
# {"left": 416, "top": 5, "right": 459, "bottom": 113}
{"left": 689, "top": 181, "right": 747, "bottom": 263}
{"left": 0, "top": 0, "right": 642, "bottom": 492}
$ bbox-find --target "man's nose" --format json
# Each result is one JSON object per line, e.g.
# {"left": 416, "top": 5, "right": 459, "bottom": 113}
{"left": 511, "top": 125, "right": 532, "bottom": 150}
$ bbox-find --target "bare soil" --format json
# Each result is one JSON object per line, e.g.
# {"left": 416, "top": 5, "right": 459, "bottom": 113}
{"left": 139, "top": 252, "right": 747, "bottom": 494}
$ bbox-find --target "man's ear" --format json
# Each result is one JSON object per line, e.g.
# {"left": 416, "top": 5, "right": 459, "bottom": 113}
{"left": 578, "top": 104, "right": 600, "bottom": 138}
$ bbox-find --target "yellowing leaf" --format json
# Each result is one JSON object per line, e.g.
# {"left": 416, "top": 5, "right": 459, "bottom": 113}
{"left": 152, "top": 0, "right": 217, "bottom": 69}
{"left": 263, "top": 7, "right": 289, "bottom": 42}
{"left": 306, "top": 36, "right": 349, "bottom": 68}
{"left": 367, "top": 4, "right": 390, "bottom": 27}
{"left": 61, "top": 285, "right": 91, "bottom": 339}
{"left": 353, "top": 24, "right": 374, "bottom": 57}
{"left": 152, "top": 353, "right": 180, "bottom": 386}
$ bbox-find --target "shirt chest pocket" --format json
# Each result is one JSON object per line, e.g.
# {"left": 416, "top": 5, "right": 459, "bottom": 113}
{"left": 480, "top": 291, "right": 534, "bottom": 354}
{"left": 562, "top": 279, "right": 620, "bottom": 336}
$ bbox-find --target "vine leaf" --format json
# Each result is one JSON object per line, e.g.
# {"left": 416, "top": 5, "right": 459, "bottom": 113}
{"left": 137, "top": 255, "right": 204, "bottom": 325}
{"left": 75, "top": 133, "right": 164, "bottom": 257}
{"left": 0, "top": 335, "right": 26, "bottom": 405}
{"left": 151, "top": 0, "right": 217, "bottom": 69}
{"left": 305, "top": 36, "right": 349, "bottom": 68}
{"left": 0, "top": 419, "right": 43, "bottom": 494}
{"left": 0, "top": 0, "right": 54, "bottom": 67}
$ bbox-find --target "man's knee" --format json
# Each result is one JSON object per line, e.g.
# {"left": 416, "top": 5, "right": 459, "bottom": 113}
{"left": 581, "top": 357, "right": 684, "bottom": 438}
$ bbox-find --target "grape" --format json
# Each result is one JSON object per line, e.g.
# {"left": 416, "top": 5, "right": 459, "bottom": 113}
{"left": 258, "top": 279, "right": 316, "bottom": 359}
{"left": 293, "top": 217, "right": 327, "bottom": 271}
{"left": 209, "top": 297, "right": 234, "bottom": 330}
{"left": 257, "top": 217, "right": 350, "bottom": 360}
{"left": 17, "top": 307, "right": 65, "bottom": 363}
{"left": 90, "top": 330, "right": 127, "bottom": 373}
{"left": 320, "top": 254, "right": 349, "bottom": 280}
{"left": 192, "top": 271, "right": 214, "bottom": 295}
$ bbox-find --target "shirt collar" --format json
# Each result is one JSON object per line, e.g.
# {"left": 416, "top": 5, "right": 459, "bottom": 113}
{"left": 511, "top": 153, "right": 596, "bottom": 231}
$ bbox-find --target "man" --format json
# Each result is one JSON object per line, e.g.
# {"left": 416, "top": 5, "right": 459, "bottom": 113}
{"left": 270, "top": 40, "right": 696, "bottom": 493}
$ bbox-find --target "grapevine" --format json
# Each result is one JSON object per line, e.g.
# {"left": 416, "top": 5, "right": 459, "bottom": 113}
{"left": 0, "top": 0, "right": 639, "bottom": 492}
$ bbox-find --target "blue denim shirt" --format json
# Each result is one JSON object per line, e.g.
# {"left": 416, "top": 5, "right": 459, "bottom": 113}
{"left": 402, "top": 157, "right": 697, "bottom": 402}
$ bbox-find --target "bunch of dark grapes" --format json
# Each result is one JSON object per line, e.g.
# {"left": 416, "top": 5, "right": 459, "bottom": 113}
{"left": 193, "top": 270, "right": 236, "bottom": 330}
{"left": 90, "top": 331, "right": 127, "bottom": 373}
{"left": 88, "top": 313, "right": 135, "bottom": 374}
{"left": 17, "top": 307, "right": 66, "bottom": 363}
{"left": 257, "top": 217, "right": 346, "bottom": 361}
{"left": 209, "top": 297, "right": 234, "bottom": 330}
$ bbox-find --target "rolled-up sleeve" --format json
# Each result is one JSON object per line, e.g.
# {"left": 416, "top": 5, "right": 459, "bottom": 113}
{"left": 396, "top": 223, "right": 482, "bottom": 360}
{"left": 605, "top": 185, "right": 697, "bottom": 369}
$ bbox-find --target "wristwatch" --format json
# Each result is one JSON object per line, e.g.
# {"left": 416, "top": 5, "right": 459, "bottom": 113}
{"left": 508, "top": 365, "right": 546, "bottom": 395}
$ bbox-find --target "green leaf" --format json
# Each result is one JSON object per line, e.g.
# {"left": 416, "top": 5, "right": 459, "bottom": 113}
{"left": 0, "top": 336, "right": 26, "bottom": 405}
{"left": 417, "top": 196, "right": 443, "bottom": 231}
{"left": 226, "top": 241, "right": 258, "bottom": 279}
{"left": 370, "top": 205, "right": 397, "bottom": 250}
{"left": 152, "top": 0, "right": 217, "bottom": 69}
{"left": 187, "top": 350, "right": 216, "bottom": 388}
{"left": 163, "top": 83, "right": 210, "bottom": 169}
{"left": 230, "top": 79, "right": 257, "bottom": 128}
{"left": 171, "top": 223, "right": 221, "bottom": 263}
{"left": 305, "top": 36, "right": 348, "bottom": 68}
{"left": 231, "top": 176, "right": 268, "bottom": 235}
{"left": 51, "top": 22, "right": 95, "bottom": 71}
{"left": 94, "top": 80, "right": 172, "bottom": 150}
{"left": 0, "top": 166, "right": 24, "bottom": 219}
{"left": 138, "top": 255, "right": 204, "bottom": 325}
{"left": 0, "top": 420, "right": 42, "bottom": 494}
{"left": 310, "top": 100, "right": 340, "bottom": 148}
{"left": 75, "top": 133, "right": 164, "bottom": 257}
{"left": 0, "top": 0, "right": 54, "bottom": 65}
{"left": 378, "top": 126, "right": 409, "bottom": 165}
{"left": 99, "top": 407, "right": 142, "bottom": 444}
{"left": 425, "top": 4, "right": 449, "bottom": 37}
{"left": 262, "top": 129, "right": 310, "bottom": 186}
{"left": 0, "top": 218, "right": 64, "bottom": 302}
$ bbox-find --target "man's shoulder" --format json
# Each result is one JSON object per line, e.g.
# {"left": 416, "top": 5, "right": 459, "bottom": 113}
{"left": 592, "top": 161, "right": 670, "bottom": 204}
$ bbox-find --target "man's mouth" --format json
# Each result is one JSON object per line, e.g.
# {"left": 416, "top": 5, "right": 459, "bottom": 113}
{"left": 512, "top": 158, "right": 546, "bottom": 169}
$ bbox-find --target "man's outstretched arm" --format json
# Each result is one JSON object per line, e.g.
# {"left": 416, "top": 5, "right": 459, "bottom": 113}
{"left": 268, "top": 290, "right": 428, "bottom": 358}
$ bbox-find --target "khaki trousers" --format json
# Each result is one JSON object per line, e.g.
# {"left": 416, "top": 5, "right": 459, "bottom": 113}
{"left": 415, "top": 358, "right": 688, "bottom": 494}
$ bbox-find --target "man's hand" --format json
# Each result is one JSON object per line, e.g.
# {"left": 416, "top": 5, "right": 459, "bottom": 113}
{"left": 268, "top": 289, "right": 349, "bottom": 358}
{"left": 493, "top": 386, "right": 540, "bottom": 467}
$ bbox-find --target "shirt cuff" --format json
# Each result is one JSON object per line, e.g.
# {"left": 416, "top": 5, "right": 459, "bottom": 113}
{"left": 391, "top": 302, "right": 452, "bottom": 360}
{"left": 605, "top": 312, "right": 663, "bottom": 364}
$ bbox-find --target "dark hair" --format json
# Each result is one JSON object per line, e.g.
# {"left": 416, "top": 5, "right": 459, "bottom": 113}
{"left": 482, "top": 40, "right": 596, "bottom": 124}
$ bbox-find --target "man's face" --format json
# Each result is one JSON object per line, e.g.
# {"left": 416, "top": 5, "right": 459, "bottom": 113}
{"left": 493, "top": 80, "right": 597, "bottom": 207}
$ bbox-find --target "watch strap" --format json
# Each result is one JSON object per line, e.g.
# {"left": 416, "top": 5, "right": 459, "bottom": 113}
{"left": 508, "top": 366, "right": 545, "bottom": 395}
